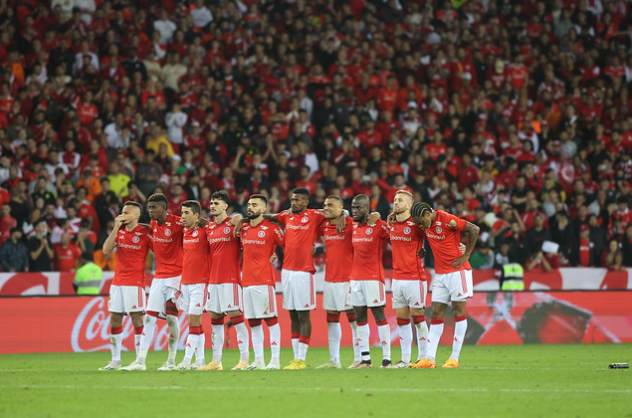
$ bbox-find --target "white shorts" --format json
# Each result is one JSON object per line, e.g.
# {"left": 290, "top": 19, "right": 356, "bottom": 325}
{"left": 281, "top": 269, "right": 315, "bottom": 311}
{"left": 108, "top": 285, "right": 145, "bottom": 313}
{"left": 431, "top": 269, "right": 473, "bottom": 305}
{"left": 243, "top": 285, "right": 277, "bottom": 319}
{"left": 322, "top": 281, "right": 352, "bottom": 312}
{"left": 179, "top": 283, "right": 207, "bottom": 316}
{"left": 206, "top": 283, "right": 243, "bottom": 314}
{"left": 146, "top": 276, "right": 181, "bottom": 316}
{"left": 350, "top": 280, "right": 386, "bottom": 307}
{"left": 392, "top": 279, "right": 427, "bottom": 309}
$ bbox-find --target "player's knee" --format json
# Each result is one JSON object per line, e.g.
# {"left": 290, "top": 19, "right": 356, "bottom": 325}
{"left": 371, "top": 308, "right": 386, "bottom": 323}
{"left": 326, "top": 313, "right": 340, "bottom": 323}
{"left": 211, "top": 317, "right": 224, "bottom": 326}
{"left": 166, "top": 314, "right": 178, "bottom": 327}
{"left": 298, "top": 311, "right": 311, "bottom": 323}
{"left": 264, "top": 317, "right": 278, "bottom": 327}
{"left": 248, "top": 319, "right": 262, "bottom": 327}
{"left": 431, "top": 305, "right": 445, "bottom": 319}
{"left": 396, "top": 317, "right": 411, "bottom": 326}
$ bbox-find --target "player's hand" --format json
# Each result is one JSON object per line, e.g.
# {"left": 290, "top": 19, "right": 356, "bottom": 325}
{"left": 228, "top": 213, "right": 242, "bottom": 226}
{"left": 459, "top": 243, "right": 466, "bottom": 254}
{"left": 367, "top": 212, "right": 381, "bottom": 226}
{"left": 450, "top": 254, "right": 469, "bottom": 269}
{"left": 197, "top": 217, "right": 208, "bottom": 228}
{"left": 311, "top": 245, "right": 316, "bottom": 255}
{"left": 386, "top": 212, "right": 395, "bottom": 226}
{"left": 270, "top": 253, "right": 277, "bottom": 263}
{"left": 233, "top": 219, "right": 244, "bottom": 237}
{"left": 114, "top": 215, "right": 125, "bottom": 229}
{"left": 417, "top": 247, "right": 426, "bottom": 258}
{"left": 334, "top": 215, "right": 346, "bottom": 233}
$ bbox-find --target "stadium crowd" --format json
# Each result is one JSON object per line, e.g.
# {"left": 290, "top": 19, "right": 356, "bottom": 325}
{"left": 0, "top": 0, "right": 631, "bottom": 273}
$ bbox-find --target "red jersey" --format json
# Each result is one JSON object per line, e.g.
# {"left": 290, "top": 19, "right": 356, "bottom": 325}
{"left": 240, "top": 220, "right": 285, "bottom": 287}
{"left": 277, "top": 209, "right": 325, "bottom": 273}
{"left": 113, "top": 224, "right": 152, "bottom": 287}
{"left": 181, "top": 226, "right": 209, "bottom": 285}
{"left": 424, "top": 210, "right": 472, "bottom": 274}
{"left": 207, "top": 217, "right": 240, "bottom": 284}
{"left": 320, "top": 217, "right": 354, "bottom": 283}
{"left": 54, "top": 243, "right": 82, "bottom": 272}
{"left": 350, "top": 220, "right": 390, "bottom": 282}
{"left": 389, "top": 216, "right": 426, "bottom": 281}
{"left": 150, "top": 213, "right": 184, "bottom": 278}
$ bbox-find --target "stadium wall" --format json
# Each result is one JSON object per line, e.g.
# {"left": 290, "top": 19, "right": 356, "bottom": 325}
{"left": 1, "top": 291, "right": 630, "bottom": 354}
{"left": 0, "top": 267, "right": 631, "bottom": 297}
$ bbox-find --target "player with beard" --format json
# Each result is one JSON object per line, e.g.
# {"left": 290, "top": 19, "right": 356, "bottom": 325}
{"left": 315, "top": 195, "right": 361, "bottom": 369}
{"left": 410, "top": 202, "right": 479, "bottom": 369}
{"left": 240, "top": 194, "right": 285, "bottom": 370}
{"left": 199, "top": 191, "right": 250, "bottom": 371}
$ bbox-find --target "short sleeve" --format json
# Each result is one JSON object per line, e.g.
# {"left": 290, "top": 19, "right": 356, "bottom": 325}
{"left": 277, "top": 210, "right": 289, "bottom": 226}
{"left": 274, "top": 225, "right": 285, "bottom": 247}
{"left": 445, "top": 212, "right": 467, "bottom": 232}
{"left": 379, "top": 220, "right": 390, "bottom": 240}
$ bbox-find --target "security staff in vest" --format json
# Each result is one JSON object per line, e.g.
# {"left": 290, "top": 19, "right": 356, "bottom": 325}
{"left": 73, "top": 252, "right": 103, "bottom": 295}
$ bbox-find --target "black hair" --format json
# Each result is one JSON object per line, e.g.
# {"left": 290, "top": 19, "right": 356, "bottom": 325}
{"left": 124, "top": 201, "right": 142, "bottom": 212}
{"left": 292, "top": 187, "right": 310, "bottom": 199}
{"left": 411, "top": 202, "right": 433, "bottom": 218}
{"left": 325, "top": 195, "right": 343, "bottom": 204}
{"left": 147, "top": 193, "right": 169, "bottom": 208}
{"left": 250, "top": 194, "right": 268, "bottom": 206}
{"left": 181, "top": 200, "right": 201, "bottom": 214}
{"left": 211, "top": 190, "right": 231, "bottom": 205}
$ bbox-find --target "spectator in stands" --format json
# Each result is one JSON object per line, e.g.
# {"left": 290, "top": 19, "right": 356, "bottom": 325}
{"left": 27, "top": 220, "right": 54, "bottom": 272}
{"left": 53, "top": 232, "right": 82, "bottom": 272}
{"left": 603, "top": 239, "right": 625, "bottom": 272}
{"left": 469, "top": 242, "right": 494, "bottom": 270}
{"left": 0, "top": 227, "right": 29, "bottom": 272}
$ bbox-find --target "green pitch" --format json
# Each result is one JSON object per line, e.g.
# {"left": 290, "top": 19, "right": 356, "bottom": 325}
{"left": 1, "top": 345, "right": 630, "bottom": 418}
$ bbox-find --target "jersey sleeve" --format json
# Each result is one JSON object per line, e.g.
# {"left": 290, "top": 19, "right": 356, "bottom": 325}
{"left": 277, "top": 210, "right": 289, "bottom": 226}
{"left": 445, "top": 212, "right": 467, "bottom": 232}
{"left": 273, "top": 224, "right": 285, "bottom": 247}
{"left": 379, "top": 220, "right": 390, "bottom": 240}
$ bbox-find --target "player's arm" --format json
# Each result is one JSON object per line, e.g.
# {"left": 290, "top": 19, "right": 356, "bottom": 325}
{"left": 263, "top": 213, "right": 280, "bottom": 222}
{"left": 103, "top": 217, "right": 123, "bottom": 257}
{"left": 451, "top": 221, "right": 480, "bottom": 269}
{"left": 138, "top": 223, "right": 151, "bottom": 231}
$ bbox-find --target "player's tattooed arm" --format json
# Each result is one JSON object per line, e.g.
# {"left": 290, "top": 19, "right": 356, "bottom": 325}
{"left": 450, "top": 222, "right": 480, "bottom": 269}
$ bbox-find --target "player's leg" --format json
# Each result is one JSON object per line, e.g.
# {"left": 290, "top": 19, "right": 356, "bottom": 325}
{"left": 130, "top": 311, "right": 144, "bottom": 360}
{"left": 371, "top": 306, "right": 392, "bottom": 368}
{"left": 412, "top": 281, "right": 429, "bottom": 363}
{"left": 244, "top": 285, "right": 272, "bottom": 370}
{"left": 345, "top": 309, "right": 361, "bottom": 367}
{"left": 286, "top": 271, "right": 315, "bottom": 368}
{"left": 247, "top": 319, "right": 265, "bottom": 369}
{"left": 442, "top": 270, "right": 473, "bottom": 368}
{"left": 392, "top": 279, "right": 412, "bottom": 367}
{"left": 176, "top": 285, "right": 202, "bottom": 370}
{"left": 288, "top": 309, "right": 300, "bottom": 360}
{"left": 164, "top": 284, "right": 181, "bottom": 368}
{"left": 226, "top": 283, "right": 250, "bottom": 369}
{"left": 100, "top": 311, "right": 124, "bottom": 370}
{"left": 317, "top": 282, "right": 341, "bottom": 368}
{"left": 281, "top": 269, "right": 300, "bottom": 359}
{"left": 412, "top": 275, "right": 448, "bottom": 368}
{"left": 350, "top": 305, "right": 372, "bottom": 368}
{"left": 264, "top": 316, "right": 281, "bottom": 369}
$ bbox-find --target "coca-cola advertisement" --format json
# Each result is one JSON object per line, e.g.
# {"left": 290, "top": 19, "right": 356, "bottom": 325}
{"left": 1, "top": 291, "right": 631, "bottom": 354}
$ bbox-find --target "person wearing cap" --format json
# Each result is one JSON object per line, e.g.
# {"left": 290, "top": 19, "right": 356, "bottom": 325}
{"left": 0, "top": 227, "right": 29, "bottom": 272}
{"left": 73, "top": 252, "right": 103, "bottom": 295}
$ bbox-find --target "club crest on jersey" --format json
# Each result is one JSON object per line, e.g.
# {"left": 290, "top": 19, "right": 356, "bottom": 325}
{"left": 435, "top": 226, "right": 442, "bottom": 234}
{"left": 165, "top": 229, "right": 172, "bottom": 236}
{"left": 301, "top": 216, "right": 309, "bottom": 223}
{"left": 258, "top": 230, "right": 266, "bottom": 238}
{"left": 223, "top": 227, "right": 230, "bottom": 234}
{"left": 403, "top": 227, "right": 411, "bottom": 234}
{"left": 365, "top": 227, "right": 373, "bottom": 235}
{"left": 132, "top": 236, "right": 140, "bottom": 243}
{"left": 193, "top": 230, "right": 199, "bottom": 237}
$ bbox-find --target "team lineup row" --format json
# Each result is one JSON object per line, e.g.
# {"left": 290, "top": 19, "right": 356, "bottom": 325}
{"left": 98, "top": 187, "right": 480, "bottom": 371}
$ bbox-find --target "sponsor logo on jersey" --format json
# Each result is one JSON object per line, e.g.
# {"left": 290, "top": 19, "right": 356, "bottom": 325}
{"left": 435, "top": 226, "right": 442, "bottom": 234}
{"left": 426, "top": 233, "right": 445, "bottom": 240}
{"left": 365, "top": 227, "right": 373, "bottom": 235}
{"left": 258, "top": 230, "right": 266, "bottom": 238}
{"left": 287, "top": 224, "right": 309, "bottom": 230}
{"left": 165, "top": 229, "right": 172, "bottom": 237}
{"left": 132, "top": 236, "right": 140, "bottom": 243}
{"left": 403, "top": 227, "right": 411, "bottom": 234}
{"left": 118, "top": 243, "right": 142, "bottom": 250}
{"left": 223, "top": 227, "right": 230, "bottom": 234}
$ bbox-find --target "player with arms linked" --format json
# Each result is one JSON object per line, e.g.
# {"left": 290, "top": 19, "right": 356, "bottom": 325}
{"left": 410, "top": 202, "right": 479, "bottom": 369}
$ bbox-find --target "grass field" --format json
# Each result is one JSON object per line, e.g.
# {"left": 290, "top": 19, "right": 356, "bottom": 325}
{"left": 1, "top": 345, "right": 631, "bottom": 418}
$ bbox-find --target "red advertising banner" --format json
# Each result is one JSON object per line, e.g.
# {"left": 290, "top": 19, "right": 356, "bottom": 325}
{"left": 1, "top": 291, "right": 630, "bottom": 354}
{"left": 0, "top": 268, "right": 631, "bottom": 297}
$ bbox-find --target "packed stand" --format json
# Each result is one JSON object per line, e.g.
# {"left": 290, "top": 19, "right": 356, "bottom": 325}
{"left": 0, "top": 0, "right": 631, "bottom": 273}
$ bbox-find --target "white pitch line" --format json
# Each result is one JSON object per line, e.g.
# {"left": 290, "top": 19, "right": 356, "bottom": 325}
{"left": 1, "top": 385, "right": 630, "bottom": 394}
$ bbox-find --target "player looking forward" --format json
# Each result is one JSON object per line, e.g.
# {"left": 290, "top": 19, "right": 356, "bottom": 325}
{"left": 199, "top": 190, "right": 250, "bottom": 371}
{"left": 122, "top": 193, "right": 184, "bottom": 371}
{"left": 176, "top": 200, "right": 209, "bottom": 370}
{"left": 410, "top": 202, "right": 479, "bottom": 369}
{"left": 315, "top": 195, "right": 361, "bottom": 369}
{"left": 99, "top": 202, "right": 152, "bottom": 370}
{"left": 349, "top": 194, "right": 392, "bottom": 369}
{"left": 241, "top": 194, "right": 285, "bottom": 370}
